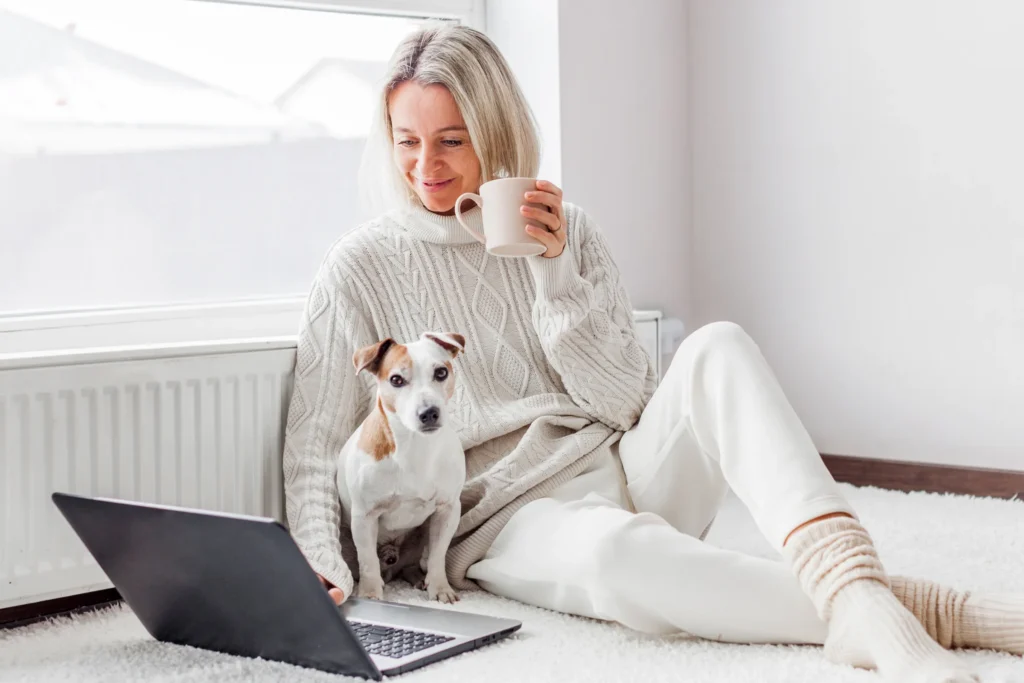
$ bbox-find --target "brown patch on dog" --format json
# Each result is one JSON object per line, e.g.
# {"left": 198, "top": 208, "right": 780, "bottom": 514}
{"left": 379, "top": 388, "right": 397, "bottom": 413}
{"left": 373, "top": 345, "right": 411, "bottom": 414}
{"left": 353, "top": 339, "right": 395, "bottom": 375}
{"left": 424, "top": 332, "right": 466, "bottom": 358}
{"left": 444, "top": 361, "right": 455, "bottom": 399}
{"left": 358, "top": 397, "right": 395, "bottom": 461}
{"left": 376, "top": 344, "right": 412, "bottom": 380}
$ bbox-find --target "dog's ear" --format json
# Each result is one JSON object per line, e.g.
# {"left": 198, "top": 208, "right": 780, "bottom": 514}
{"left": 352, "top": 339, "right": 395, "bottom": 376}
{"left": 423, "top": 332, "right": 466, "bottom": 358}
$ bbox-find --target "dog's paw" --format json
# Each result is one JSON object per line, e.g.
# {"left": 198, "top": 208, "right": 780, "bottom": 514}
{"left": 427, "top": 578, "right": 459, "bottom": 604}
{"left": 356, "top": 576, "right": 385, "bottom": 600}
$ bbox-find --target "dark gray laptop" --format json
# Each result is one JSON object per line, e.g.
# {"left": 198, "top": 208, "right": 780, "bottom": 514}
{"left": 51, "top": 492, "right": 521, "bottom": 679}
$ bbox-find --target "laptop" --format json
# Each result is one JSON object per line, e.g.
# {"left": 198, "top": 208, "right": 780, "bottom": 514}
{"left": 51, "top": 492, "right": 521, "bottom": 679}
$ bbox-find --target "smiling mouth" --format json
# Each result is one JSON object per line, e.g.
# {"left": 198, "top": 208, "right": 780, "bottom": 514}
{"left": 419, "top": 178, "right": 454, "bottom": 192}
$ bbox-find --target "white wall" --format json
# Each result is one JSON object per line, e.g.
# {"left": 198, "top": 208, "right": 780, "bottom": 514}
{"left": 490, "top": 0, "right": 690, "bottom": 322}
{"left": 485, "top": 0, "right": 561, "bottom": 185}
{"left": 559, "top": 0, "right": 690, "bottom": 322}
{"left": 689, "top": 1, "right": 1024, "bottom": 470}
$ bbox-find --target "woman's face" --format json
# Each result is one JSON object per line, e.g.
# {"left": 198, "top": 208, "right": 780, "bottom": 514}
{"left": 389, "top": 81, "right": 482, "bottom": 215}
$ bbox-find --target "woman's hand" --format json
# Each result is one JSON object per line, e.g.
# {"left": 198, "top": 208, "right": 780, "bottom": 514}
{"left": 318, "top": 574, "right": 345, "bottom": 605}
{"left": 522, "top": 179, "right": 566, "bottom": 259}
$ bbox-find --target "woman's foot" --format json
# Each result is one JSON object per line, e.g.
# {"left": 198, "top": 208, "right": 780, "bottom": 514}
{"left": 784, "top": 516, "right": 978, "bottom": 682}
{"left": 893, "top": 576, "right": 1024, "bottom": 655}
{"left": 827, "top": 579, "right": 978, "bottom": 682}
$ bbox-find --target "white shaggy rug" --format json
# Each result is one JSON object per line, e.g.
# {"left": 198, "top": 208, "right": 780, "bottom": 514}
{"left": 3, "top": 484, "right": 1024, "bottom": 683}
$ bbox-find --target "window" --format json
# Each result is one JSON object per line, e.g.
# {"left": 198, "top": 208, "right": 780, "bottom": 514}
{"left": 0, "top": 0, "right": 480, "bottom": 318}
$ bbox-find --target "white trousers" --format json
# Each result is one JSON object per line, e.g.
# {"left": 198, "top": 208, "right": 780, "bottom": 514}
{"left": 466, "top": 322, "right": 857, "bottom": 644}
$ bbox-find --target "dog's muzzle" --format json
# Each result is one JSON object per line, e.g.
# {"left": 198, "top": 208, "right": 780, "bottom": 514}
{"left": 418, "top": 406, "right": 441, "bottom": 432}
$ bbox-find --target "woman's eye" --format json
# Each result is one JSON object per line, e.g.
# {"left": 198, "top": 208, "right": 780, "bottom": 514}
{"left": 433, "top": 367, "right": 449, "bottom": 382}
{"left": 441, "top": 139, "right": 463, "bottom": 147}
{"left": 390, "top": 375, "right": 406, "bottom": 387}
{"left": 397, "top": 139, "right": 416, "bottom": 147}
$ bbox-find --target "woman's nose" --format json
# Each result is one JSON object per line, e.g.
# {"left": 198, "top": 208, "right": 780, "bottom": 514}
{"left": 417, "top": 145, "right": 440, "bottom": 173}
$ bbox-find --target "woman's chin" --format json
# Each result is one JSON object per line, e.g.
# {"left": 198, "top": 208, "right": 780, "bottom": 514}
{"left": 418, "top": 194, "right": 457, "bottom": 215}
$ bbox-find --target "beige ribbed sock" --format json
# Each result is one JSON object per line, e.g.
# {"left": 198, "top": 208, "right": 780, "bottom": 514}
{"left": 893, "top": 576, "right": 1024, "bottom": 655}
{"left": 784, "top": 517, "right": 978, "bottom": 682}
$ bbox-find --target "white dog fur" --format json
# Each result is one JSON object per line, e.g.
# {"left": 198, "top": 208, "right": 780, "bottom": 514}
{"left": 335, "top": 332, "right": 467, "bottom": 603}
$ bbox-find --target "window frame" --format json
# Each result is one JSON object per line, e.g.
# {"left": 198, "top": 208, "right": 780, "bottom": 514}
{"left": 196, "top": 0, "right": 485, "bottom": 28}
{"left": 0, "top": 0, "right": 486, "bottom": 358}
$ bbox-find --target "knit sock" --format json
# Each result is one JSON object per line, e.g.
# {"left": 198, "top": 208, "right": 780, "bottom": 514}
{"left": 784, "top": 517, "right": 978, "bottom": 682}
{"left": 893, "top": 576, "right": 1024, "bottom": 654}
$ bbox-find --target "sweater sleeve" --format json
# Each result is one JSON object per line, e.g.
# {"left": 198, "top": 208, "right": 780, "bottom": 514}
{"left": 282, "top": 256, "right": 375, "bottom": 597}
{"left": 526, "top": 204, "right": 658, "bottom": 431}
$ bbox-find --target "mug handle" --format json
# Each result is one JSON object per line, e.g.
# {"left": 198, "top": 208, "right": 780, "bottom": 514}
{"left": 454, "top": 193, "right": 486, "bottom": 245}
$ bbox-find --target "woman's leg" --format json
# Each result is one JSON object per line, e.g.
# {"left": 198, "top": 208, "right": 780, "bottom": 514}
{"left": 467, "top": 491, "right": 828, "bottom": 645}
{"left": 618, "top": 321, "right": 976, "bottom": 683}
{"left": 618, "top": 320, "right": 854, "bottom": 548}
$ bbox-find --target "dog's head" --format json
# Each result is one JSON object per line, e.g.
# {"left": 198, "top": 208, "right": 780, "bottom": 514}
{"left": 352, "top": 332, "right": 465, "bottom": 434}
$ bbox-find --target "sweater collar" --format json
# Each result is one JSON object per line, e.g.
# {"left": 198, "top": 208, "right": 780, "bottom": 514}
{"left": 394, "top": 201, "right": 483, "bottom": 246}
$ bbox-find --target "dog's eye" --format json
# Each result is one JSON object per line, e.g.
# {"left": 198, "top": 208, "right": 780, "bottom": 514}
{"left": 389, "top": 375, "right": 405, "bottom": 388}
{"left": 434, "top": 367, "right": 449, "bottom": 382}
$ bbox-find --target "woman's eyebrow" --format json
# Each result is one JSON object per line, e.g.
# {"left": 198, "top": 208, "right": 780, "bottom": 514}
{"left": 393, "top": 125, "right": 468, "bottom": 134}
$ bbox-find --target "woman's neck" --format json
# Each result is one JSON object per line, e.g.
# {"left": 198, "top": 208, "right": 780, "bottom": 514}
{"left": 396, "top": 200, "right": 482, "bottom": 246}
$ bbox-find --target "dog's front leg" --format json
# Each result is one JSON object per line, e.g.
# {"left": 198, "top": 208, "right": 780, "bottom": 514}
{"left": 424, "top": 500, "right": 460, "bottom": 603}
{"left": 351, "top": 510, "right": 385, "bottom": 600}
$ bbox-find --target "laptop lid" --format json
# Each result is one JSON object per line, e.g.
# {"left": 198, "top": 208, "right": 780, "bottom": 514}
{"left": 51, "top": 492, "right": 381, "bottom": 680}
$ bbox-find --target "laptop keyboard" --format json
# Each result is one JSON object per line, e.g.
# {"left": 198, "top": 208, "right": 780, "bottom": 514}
{"left": 349, "top": 621, "right": 455, "bottom": 659}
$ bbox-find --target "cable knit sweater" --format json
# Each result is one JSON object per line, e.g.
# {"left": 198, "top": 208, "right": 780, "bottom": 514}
{"left": 282, "top": 200, "right": 658, "bottom": 593}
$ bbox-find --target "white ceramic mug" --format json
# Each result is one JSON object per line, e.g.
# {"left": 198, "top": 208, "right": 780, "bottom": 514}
{"left": 454, "top": 177, "right": 547, "bottom": 257}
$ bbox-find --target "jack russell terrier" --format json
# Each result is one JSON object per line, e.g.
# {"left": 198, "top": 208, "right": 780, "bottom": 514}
{"left": 337, "top": 332, "right": 467, "bottom": 604}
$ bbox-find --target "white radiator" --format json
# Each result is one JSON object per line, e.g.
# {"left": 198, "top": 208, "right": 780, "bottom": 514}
{"left": 0, "top": 341, "right": 296, "bottom": 609}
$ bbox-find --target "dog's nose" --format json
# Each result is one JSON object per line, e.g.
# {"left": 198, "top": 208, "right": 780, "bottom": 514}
{"left": 418, "top": 406, "right": 440, "bottom": 428}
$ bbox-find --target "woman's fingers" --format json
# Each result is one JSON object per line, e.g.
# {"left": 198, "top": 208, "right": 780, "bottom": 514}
{"left": 520, "top": 205, "right": 561, "bottom": 232}
{"left": 317, "top": 574, "right": 345, "bottom": 604}
{"left": 525, "top": 179, "right": 567, "bottom": 258}
{"left": 535, "top": 179, "right": 563, "bottom": 198}
{"left": 526, "top": 225, "right": 565, "bottom": 258}
{"left": 524, "top": 190, "right": 562, "bottom": 213}
{"left": 526, "top": 225, "right": 559, "bottom": 247}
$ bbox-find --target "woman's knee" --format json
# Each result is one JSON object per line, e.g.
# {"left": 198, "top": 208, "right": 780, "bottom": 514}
{"left": 666, "top": 321, "right": 760, "bottom": 379}
{"left": 689, "top": 321, "right": 755, "bottom": 353}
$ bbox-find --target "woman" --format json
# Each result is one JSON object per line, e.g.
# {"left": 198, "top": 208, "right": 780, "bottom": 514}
{"left": 283, "top": 25, "right": 1021, "bottom": 682}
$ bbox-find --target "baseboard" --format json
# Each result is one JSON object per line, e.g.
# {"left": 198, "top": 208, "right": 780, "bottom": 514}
{"left": 0, "top": 589, "right": 121, "bottom": 630}
{"left": 822, "top": 453, "right": 1024, "bottom": 500}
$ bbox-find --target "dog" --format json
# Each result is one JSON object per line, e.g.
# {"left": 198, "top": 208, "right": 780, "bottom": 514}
{"left": 336, "top": 331, "right": 467, "bottom": 604}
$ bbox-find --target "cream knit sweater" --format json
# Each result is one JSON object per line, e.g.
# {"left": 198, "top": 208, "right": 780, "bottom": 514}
{"left": 282, "top": 201, "right": 658, "bottom": 591}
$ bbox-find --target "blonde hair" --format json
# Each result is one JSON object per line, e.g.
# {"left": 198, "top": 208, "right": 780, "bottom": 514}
{"left": 359, "top": 24, "right": 541, "bottom": 213}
